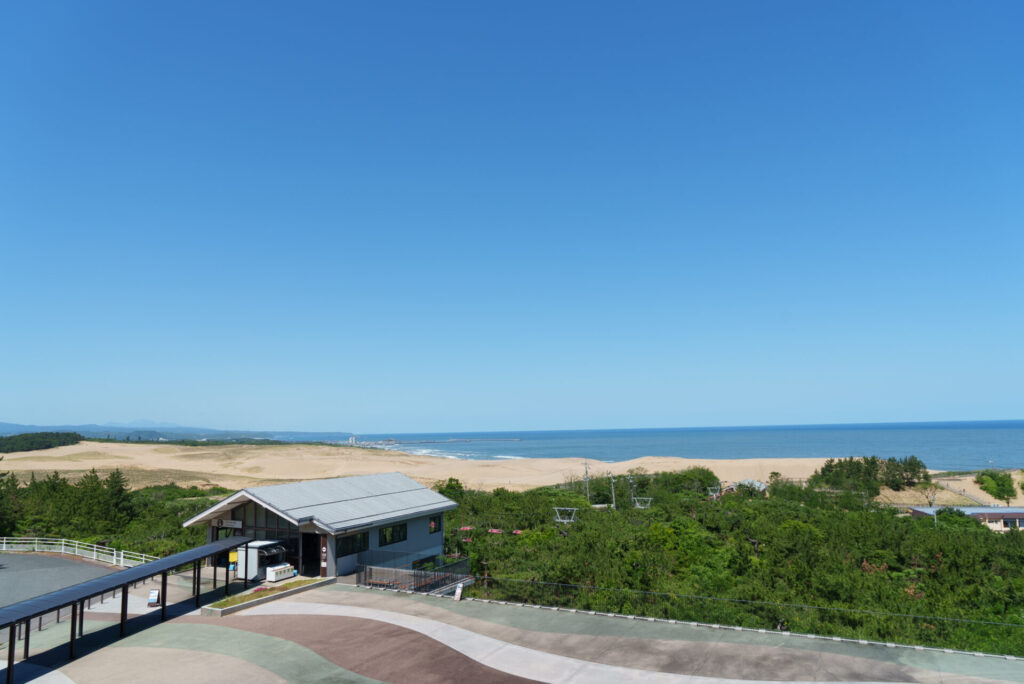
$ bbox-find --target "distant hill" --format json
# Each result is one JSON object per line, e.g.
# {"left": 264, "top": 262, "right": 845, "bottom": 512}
{"left": 0, "top": 421, "right": 354, "bottom": 444}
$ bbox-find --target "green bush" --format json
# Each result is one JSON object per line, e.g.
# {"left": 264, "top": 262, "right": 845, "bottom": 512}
{"left": 975, "top": 470, "right": 1017, "bottom": 504}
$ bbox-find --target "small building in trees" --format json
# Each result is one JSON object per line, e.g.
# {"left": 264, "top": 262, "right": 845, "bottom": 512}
{"left": 906, "top": 506, "right": 1024, "bottom": 532}
{"left": 183, "top": 472, "right": 457, "bottom": 576}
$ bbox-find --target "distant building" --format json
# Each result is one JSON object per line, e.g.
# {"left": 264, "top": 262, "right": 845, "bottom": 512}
{"left": 183, "top": 472, "right": 457, "bottom": 576}
{"left": 905, "top": 506, "right": 1024, "bottom": 532}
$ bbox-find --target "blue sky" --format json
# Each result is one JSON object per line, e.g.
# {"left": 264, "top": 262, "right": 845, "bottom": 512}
{"left": 1, "top": 2, "right": 1021, "bottom": 433}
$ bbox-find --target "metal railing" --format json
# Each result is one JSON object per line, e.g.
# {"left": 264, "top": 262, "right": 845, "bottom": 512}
{"left": 357, "top": 556, "right": 471, "bottom": 594}
{"left": 0, "top": 537, "right": 159, "bottom": 568}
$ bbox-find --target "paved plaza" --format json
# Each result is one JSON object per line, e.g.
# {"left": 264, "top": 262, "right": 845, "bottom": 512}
{"left": 2, "top": 577, "right": 1021, "bottom": 683}
{"left": 0, "top": 555, "right": 115, "bottom": 609}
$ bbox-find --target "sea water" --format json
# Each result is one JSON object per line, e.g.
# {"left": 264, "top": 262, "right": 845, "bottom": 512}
{"left": 360, "top": 421, "right": 1024, "bottom": 472}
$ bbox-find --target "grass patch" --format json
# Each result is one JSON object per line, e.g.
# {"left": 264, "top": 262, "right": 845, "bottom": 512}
{"left": 210, "top": 578, "right": 322, "bottom": 608}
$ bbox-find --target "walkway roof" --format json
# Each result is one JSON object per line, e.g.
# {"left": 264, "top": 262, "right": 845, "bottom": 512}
{"left": 0, "top": 536, "right": 251, "bottom": 629}
{"left": 182, "top": 472, "right": 457, "bottom": 535}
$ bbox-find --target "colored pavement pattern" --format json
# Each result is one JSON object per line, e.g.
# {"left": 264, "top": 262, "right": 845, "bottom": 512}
{"left": 2, "top": 579, "right": 1022, "bottom": 683}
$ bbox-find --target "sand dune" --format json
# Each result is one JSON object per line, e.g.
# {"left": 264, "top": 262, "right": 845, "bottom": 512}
{"left": 1, "top": 440, "right": 834, "bottom": 491}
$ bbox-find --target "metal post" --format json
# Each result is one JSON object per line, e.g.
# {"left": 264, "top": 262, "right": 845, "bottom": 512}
{"left": 160, "top": 572, "right": 167, "bottom": 621}
{"left": 193, "top": 561, "right": 200, "bottom": 608}
{"left": 8, "top": 624, "right": 15, "bottom": 684}
{"left": 78, "top": 600, "right": 84, "bottom": 637}
{"left": 224, "top": 553, "right": 230, "bottom": 598}
{"left": 69, "top": 603, "right": 77, "bottom": 659}
{"left": 22, "top": 619, "right": 29, "bottom": 660}
{"left": 212, "top": 555, "right": 217, "bottom": 589}
{"left": 120, "top": 585, "right": 128, "bottom": 637}
{"left": 243, "top": 543, "right": 249, "bottom": 589}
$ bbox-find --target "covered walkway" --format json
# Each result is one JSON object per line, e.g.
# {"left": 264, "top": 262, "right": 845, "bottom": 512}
{"left": 1, "top": 536, "right": 252, "bottom": 684}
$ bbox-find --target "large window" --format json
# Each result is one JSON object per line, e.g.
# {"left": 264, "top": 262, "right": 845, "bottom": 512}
{"left": 429, "top": 514, "right": 442, "bottom": 534}
{"left": 337, "top": 531, "right": 369, "bottom": 557}
{"left": 378, "top": 523, "right": 407, "bottom": 547}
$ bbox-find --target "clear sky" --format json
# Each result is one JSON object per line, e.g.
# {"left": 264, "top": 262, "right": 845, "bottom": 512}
{"left": 1, "top": 2, "right": 1022, "bottom": 433}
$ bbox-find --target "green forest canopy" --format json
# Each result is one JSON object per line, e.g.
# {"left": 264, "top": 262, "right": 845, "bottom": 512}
{"left": 0, "top": 432, "right": 82, "bottom": 453}
{"left": 437, "top": 462, "right": 1024, "bottom": 656}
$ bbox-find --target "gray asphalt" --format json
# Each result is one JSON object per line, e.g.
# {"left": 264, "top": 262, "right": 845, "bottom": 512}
{"left": 0, "top": 554, "right": 115, "bottom": 608}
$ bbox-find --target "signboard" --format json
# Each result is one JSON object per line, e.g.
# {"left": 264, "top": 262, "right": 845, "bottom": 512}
{"left": 453, "top": 583, "right": 464, "bottom": 601}
{"left": 213, "top": 519, "right": 243, "bottom": 529}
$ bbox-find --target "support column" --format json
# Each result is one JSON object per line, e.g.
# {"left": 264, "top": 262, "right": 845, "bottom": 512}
{"left": 212, "top": 555, "right": 217, "bottom": 589}
{"left": 22, "top": 618, "right": 29, "bottom": 660}
{"left": 69, "top": 603, "right": 77, "bottom": 659}
{"left": 320, "top": 535, "right": 327, "bottom": 578}
{"left": 78, "top": 600, "right": 84, "bottom": 637}
{"left": 243, "top": 543, "right": 249, "bottom": 589}
{"left": 160, "top": 572, "right": 167, "bottom": 621}
{"left": 120, "top": 585, "right": 128, "bottom": 637}
{"left": 224, "top": 553, "right": 230, "bottom": 598}
{"left": 8, "top": 624, "right": 15, "bottom": 684}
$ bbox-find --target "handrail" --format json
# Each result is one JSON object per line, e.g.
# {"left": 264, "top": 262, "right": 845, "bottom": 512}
{"left": 0, "top": 537, "right": 160, "bottom": 568}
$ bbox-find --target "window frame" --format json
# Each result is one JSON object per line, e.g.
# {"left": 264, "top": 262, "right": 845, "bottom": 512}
{"left": 378, "top": 523, "right": 408, "bottom": 547}
{"left": 337, "top": 531, "right": 369, "bottom": 557}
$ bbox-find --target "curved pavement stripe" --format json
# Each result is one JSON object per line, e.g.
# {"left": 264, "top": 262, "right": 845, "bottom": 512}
{"left": 244, "top": 601, "right": 903, "bottom": 684}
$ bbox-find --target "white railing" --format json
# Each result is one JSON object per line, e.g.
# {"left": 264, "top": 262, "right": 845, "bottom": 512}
{"left": 0, "top": 537, "right": 159, "bottom": 567}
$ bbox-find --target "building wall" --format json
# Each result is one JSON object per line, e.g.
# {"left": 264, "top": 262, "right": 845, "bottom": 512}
{"left": 335, "top": 513, "right": 445, "bottom": 575}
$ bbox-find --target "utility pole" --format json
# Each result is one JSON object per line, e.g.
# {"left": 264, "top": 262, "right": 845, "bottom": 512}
{"left": 610, "top": 474, "right": 616, "bottom": 509}
{"left": 584, "top": 460, "right": 591, "bottom": 504}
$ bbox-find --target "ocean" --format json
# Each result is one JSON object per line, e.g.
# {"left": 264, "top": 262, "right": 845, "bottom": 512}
{"left": 359, "top": 421, "right": 1024, "bottom": 472}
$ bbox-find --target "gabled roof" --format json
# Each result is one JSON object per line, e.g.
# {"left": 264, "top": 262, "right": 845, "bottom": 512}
{"left": 183, "top": 472, "right": 457, "bottom": 535}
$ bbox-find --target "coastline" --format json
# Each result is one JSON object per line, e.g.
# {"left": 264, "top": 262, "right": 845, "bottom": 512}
{"left": 1, "top": 440, "right": 833, "bottom": 491}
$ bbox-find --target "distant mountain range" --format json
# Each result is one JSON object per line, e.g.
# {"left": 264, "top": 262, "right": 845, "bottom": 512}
{"left": 0, "top": 421, "right": 354, "bottom": 444}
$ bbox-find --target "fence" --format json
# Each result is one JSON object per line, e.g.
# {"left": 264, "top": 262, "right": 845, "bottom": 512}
{"left": 466, "top": 576, "right": 1024, "bottom": 657}
{"left": 357, "top": 557, "right": 471, "bottom": 594}
{"left": 0, "top": 537, "right": 159, "bottom": 568}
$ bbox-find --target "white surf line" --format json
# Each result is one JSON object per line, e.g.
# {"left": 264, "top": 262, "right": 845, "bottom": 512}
{"left": 244, "top": 601, "right": 897, "bottom": 684}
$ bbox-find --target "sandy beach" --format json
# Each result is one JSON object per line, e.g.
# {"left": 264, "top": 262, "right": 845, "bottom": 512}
{"left": 0, "top": 441, "right": 835, "bottom": 492}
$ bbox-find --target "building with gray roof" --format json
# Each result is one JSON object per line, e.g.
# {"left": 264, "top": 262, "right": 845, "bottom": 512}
{"left": 184, "top": 472, "right": 458, "bottom": 576}
{"left": 905, "top": 505, "right": 1024, "bottom": 532}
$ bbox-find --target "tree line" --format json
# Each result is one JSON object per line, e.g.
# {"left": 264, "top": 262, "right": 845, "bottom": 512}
{"left": 0, "top": 469, "right": 230, "bottom": 555}
{"left": 0, "top": 432, "right": 83, "bottom": 453}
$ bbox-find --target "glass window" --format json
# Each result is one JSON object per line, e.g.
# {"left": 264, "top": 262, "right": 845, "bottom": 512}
{"left": 244, "top": 502, "right": 255, "bottom": 527}
{"left": 337, "top": 532, "right": 369, "bottom": 556}
{"left": 378, "top": 523, "right": 407, "bottom": 547}
{"left": 429, "top": 515, "right": 442, "bottom": 534}
{"left": 255, "top": 505, "right": 265, "bottom": 527}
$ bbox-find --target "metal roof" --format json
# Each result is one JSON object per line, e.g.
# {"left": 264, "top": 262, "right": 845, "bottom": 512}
{"left": 906, "top": 506, "right": 1024, "bottom": 517}
{"left": 0, "top": 536, "right": 251, "bottom": 629}
{"left": 183, "top": 472, "right": 457, "bottom": 535}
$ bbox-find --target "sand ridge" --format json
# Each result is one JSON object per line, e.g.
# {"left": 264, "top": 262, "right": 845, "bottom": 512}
{"left": 0, "top": 440, "right": 836, "bottom": 491}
